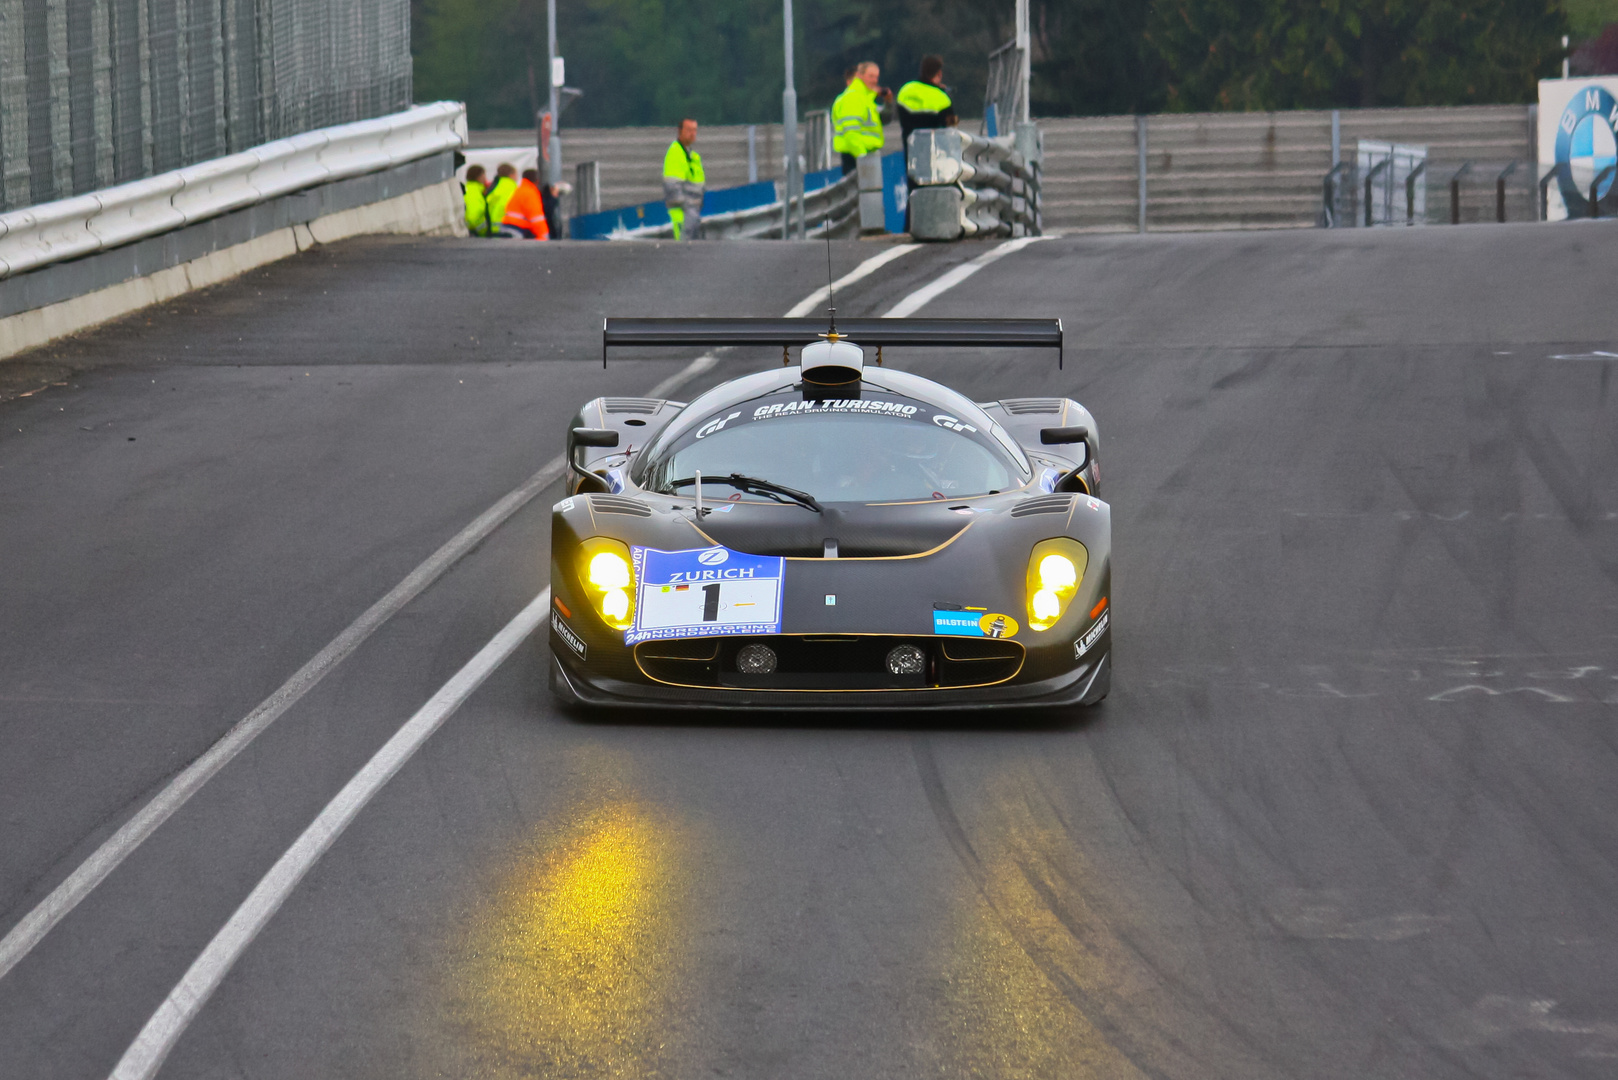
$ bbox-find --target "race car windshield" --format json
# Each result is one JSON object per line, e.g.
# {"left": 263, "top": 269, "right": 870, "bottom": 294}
{"left": 640, "top": 398, "right": 1026, "bottom": 503}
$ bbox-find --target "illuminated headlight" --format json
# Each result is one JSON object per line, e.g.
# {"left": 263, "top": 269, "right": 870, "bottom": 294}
{"left": 1025, "top": 538, "right": 1088, "bottom": 631}
{"left": 736, "top": 643, "right": 778, "bottom": 674}
{"left": 886, "top": 644, "right": 926, "bottom": 675}
{"left": 578, "top": 537, "right": 636, "bottom": 630}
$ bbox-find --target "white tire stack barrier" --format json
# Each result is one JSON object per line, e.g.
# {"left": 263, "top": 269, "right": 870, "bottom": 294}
{"left": 906, "top": 124, "right": 1043, "bottom": 241}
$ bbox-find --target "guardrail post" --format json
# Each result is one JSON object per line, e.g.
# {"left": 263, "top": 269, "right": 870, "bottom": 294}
{"left": 1539, "top": 165, "right": 1558, "bottom": 221}
{"left": 1135, "top": 114, "right": 1147, "bottom": 233}
{"left": 1496, "top": 160, "right": 1518, "bottom": 223}
{"left": 1406, "top": 160, "right": 1427, "bottom": 224}
{"left": 747, "top": 126, "right": 758, "bottom": 184}
{"left": 1449, "top": 161, "right": 1472, "bottom": 224}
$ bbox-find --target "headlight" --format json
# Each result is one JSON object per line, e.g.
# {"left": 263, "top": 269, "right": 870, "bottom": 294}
{"left": 578, "top": 537, "right": 636, "bottom": 629}
{"left": 1026, "top": 538, "right": 1088, "bottom": 631}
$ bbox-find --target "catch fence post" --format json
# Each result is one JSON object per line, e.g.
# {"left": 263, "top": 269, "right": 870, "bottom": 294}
{"left": 1496, "top": 160, "right": 1518, "bottom": 223}
{"left": 1136, "top": 114, "right": 1147, "bottom": 234}
{"left": 1406, "top": 161, "right": 1427, "bottom": 224}
{"left": 1449, "top": 162, "right": 1472, "bottom": 224}
{"left": 1591, "top": 163, "right": 1616, "bottom": 219}
{"left": 1364, "top": 157, "right": 1390, "bottom": 226}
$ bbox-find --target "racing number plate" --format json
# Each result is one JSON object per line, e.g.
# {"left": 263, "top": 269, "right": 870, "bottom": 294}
{"left": 627, "top": 546, "right": 785, "bottom": 644}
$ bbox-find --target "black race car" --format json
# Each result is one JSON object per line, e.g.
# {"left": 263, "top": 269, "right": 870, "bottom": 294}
{"left": 548, "top": 317, "right": 1110, "bottom": 713}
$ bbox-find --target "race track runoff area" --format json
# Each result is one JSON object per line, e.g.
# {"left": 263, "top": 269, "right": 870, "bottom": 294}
{"left": 2, "top": 225, "right": 1617, "bottom": 1079}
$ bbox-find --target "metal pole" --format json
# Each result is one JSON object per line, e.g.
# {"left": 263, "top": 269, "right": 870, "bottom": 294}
{"left": 748, "top": 125, "right": 758, "bottom": 184}
{"left": 1136, "top": 114, "right": 1147, "bottom": 233}
{"left": 1015, "top": 0, "right": 1030, "bottom": 124}
{"left": 782, "top": 0, "right": 799, "bottom": 239}
{"left": 547, "top": 0, "right": 561, "bottom": 188}
{"left": 1331, "top": 109, "right": 1340, "bottom": 169}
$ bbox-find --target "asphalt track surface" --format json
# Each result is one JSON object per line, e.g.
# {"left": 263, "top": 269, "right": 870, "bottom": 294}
{"left": 1, "top": 223, "right": 1616, "bottom": 1079}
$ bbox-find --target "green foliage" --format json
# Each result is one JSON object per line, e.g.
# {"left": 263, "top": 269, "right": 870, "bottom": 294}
{"left": 1566, "top": 0, "right": 1618, "bottom": 39}
{"left": 413, "top": 0, "right": 1575, "bottom": 127}
{"left": 1149, "top": 0, "right": 1568, "bottom": 110}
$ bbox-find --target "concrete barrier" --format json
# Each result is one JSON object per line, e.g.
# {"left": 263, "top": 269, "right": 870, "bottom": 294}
{"left": 1, "top": 104, "right": 468, "bottom": 361}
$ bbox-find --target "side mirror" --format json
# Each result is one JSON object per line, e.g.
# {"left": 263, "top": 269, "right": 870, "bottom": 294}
{"left": 567, "top": 427, "right": 621, "bottom": 493}
{"left": 1041, "top": 425, "right": 1091, "bottom": 477}
{"left": 1039, "top": 426, "right": 1088, "bottom": 445}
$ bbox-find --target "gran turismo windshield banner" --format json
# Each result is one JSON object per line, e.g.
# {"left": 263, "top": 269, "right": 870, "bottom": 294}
{"left": 683, "top": 390, "right": 1003, "bottom": 452}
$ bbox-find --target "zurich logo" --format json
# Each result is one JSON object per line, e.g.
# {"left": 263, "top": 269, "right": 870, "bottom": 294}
{"left": 1555, "top": 85, "right": 1618, "bottom": 217}
{"left": 697, "top": 547, "right": 729, "bottom": 565}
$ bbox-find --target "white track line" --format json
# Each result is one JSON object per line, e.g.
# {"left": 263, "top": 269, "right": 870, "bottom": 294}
{"left": 108, "top": 587, "right": 553, "bottom": 1080}
{"left": 0, "top": 454, "right": 569, "bottom": 983}
{"left": 0, "top": 245, "right": 915, "bottom": 982}
{"left": 786, "top": 242, "right": 919, "bottom": 318}
{"left": 881, "top": 235, "right": 1050, "bottom": 318}
{"left": 98, "top": 241, "right": 986, "bottom": 1077}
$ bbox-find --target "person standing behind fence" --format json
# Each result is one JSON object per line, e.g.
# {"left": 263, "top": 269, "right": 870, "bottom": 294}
{"left": 499, "top": 169, "right": 551, "bottom": 239}
{"left": 896, "top": 55, "right": 958, "bottom": 146}
{"left": 663, "top": 118, "right": 706, "bottom": 240}
{"left": 485, "top": 164, "right": 519, "bottom": 237}
{"left": 462, "top": 165, "right": 496, "bottom": 236}
{"left": 833, "top": 62, "right": 892, "bottom": 176}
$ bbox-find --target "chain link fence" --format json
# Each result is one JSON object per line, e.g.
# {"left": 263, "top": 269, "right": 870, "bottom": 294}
{"left": 0, "top": 0, "right": 411, "bottom": 214}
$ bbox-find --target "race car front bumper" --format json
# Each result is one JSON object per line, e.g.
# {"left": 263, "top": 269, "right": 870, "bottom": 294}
{"left": 549, "top": 646, "right": 1110, "bottom": 713}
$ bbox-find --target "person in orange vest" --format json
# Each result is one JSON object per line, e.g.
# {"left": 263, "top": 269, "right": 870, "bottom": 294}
{"left": 499, "top": 168, "right": 551, "bottom": 240}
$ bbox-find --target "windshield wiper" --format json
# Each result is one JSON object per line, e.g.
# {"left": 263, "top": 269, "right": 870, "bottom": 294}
{"left": 667, "top": 473, "right": 823, "bottom": 513}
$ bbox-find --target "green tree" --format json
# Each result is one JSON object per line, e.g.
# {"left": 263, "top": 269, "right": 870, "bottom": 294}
{"left": 1148, "top": 0, "right": 1567, "bottom": 111}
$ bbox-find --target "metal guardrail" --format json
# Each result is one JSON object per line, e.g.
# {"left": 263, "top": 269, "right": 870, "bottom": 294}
{"left": 0, "top": 103, "right": 466, "bottom": 279}
{"left": 604, "top": 171, "right": 860, "bottom": 241}
{"left": 905, "top": 124, "right": 1043, "bottom": 241}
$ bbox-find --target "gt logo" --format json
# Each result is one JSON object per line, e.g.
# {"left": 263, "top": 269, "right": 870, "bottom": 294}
{"left": 695, "top": 411, "right": 741, "bottom": 439}
{"left": 932, "top": 413, "right": 977, "bottom": 433}
{"left": 697, "top": 547, "right": 729, "bottom": 565}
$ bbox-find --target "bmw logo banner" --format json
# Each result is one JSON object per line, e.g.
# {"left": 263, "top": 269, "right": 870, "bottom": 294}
{"left": 1539, "top": 77, "right": 1618, "bottom": 221}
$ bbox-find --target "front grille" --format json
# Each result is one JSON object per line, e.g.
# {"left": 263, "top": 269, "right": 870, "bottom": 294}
{"left": 1001, "top": 397, "right": 1063, "bottom": 414}
{"left": 590, "top": 495, "right": 652, "bottom": 517}
{"left": 601, "top": 397, "right": 662, "bottom": 414}
{"left": 635, "top": 635, "right": 1023, "bottom": 690}
{"left": 1010, "top": 494, "right": 1073, "bottom": 517}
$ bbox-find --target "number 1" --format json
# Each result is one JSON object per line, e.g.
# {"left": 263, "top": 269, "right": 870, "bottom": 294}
{"left": 702, "top": 582, "right": 721, "bottom": 621}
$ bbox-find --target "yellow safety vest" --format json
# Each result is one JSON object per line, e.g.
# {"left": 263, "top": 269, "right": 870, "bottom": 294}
{"left": 484, "top": 176, "right": 517, "bottom": 229}
{"left": 896, "top": 80, "right": 953, "bottom": 116}
{"left": 663, "top": 141, "right": 705, "bottom": 184}
{"left": 832, "top": 82, "right": 884, "bottom": 157}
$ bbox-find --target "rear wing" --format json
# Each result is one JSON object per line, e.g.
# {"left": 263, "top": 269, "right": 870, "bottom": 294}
{"left": 601, "top": 317, "right": 1064, "bottom": 368}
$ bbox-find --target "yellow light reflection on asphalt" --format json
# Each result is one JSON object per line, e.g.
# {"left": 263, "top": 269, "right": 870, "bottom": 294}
{"left": 934, "top": 773, "right": 1149, "bottom": 1080}
{"left": 453, "top": 803, "right": 685, "bottom": 1079}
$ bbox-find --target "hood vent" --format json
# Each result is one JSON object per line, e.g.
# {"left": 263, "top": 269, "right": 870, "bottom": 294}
{"left": 1001, "top": 397, "right": 1063, "bottom": 414}
{"left": 590, "top": 495, "right": 652, "bottom": 517}
{"left": 1010, "top": 494, "right": 1073, "bottom": 518}
{"left": 602, "top": 397, "right": 663, "bottom": 414}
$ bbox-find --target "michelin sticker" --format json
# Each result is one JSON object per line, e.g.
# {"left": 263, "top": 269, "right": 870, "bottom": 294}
{"left": 933, "top": 604, "right": 1019, "bottom": 639}
{"left": 551, "top": 611, "right": 587, "bottom": 659}
{"left": 1074, "top": 610, "right": 1109, "bottom": 659}
{"left": 628, "top": 545, "right": 785, "bottom": 644}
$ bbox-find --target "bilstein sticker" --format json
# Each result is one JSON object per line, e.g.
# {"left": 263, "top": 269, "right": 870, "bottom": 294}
{"left": 933, "top": 605, "right": 1018, "bottom": 639}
